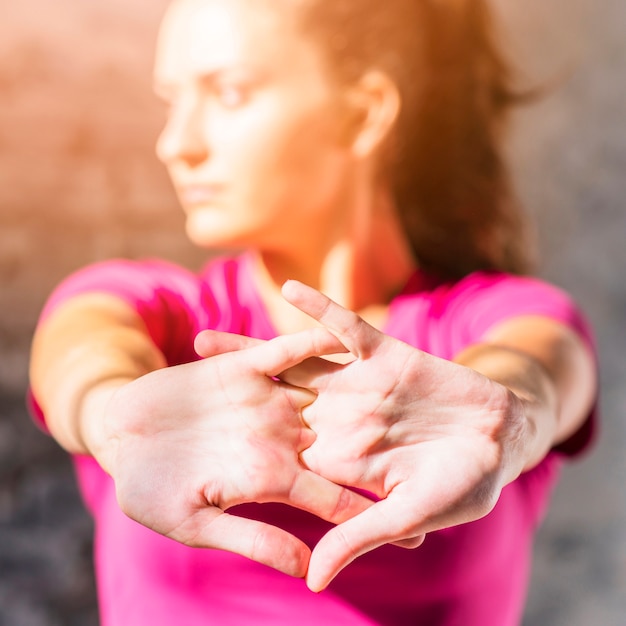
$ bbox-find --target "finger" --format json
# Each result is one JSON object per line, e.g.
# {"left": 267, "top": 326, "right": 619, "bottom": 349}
{"left": 392, "top": 535, "right": 426, "bottom": 549}
{"left": 195, "top": 330, "right": 327, "bottom": 404}
{"left": 278, "top": 356, "right": 344, "bottom": 391}
{"left": 251, "top": 327, "right": 347, "bottom": 378}
{"left": 182, "top": 508, "right": 311, "bottom": 578}
{"left": 194, "top": 330, "right": 262, "bottom": 358}
{"left": 306, "top": 497, "right": 424, "bottom": 591}
{"left": 280, "top": 381, "right": 317, "bottom": 412}
{"left": 287, "top": 468, "right": 374, "bottom": 525}
{"left": 281, "top": 280, "right": 383, "bottom": 358}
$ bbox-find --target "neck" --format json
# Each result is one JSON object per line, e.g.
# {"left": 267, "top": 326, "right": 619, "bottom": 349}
{"left": 250, "top": 188, "right": 416, "bottom": 334}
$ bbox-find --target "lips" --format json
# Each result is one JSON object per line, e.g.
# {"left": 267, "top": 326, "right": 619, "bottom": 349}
{"left": 178, "top": 184, "right": 225, "bottom": 205}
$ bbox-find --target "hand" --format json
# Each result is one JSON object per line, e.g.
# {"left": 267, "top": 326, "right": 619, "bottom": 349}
{"left": 276, "top": 281, "right": 529, "bottom": 591}
{"left": 92, "top": 328, "right": 373, "bottom": 579}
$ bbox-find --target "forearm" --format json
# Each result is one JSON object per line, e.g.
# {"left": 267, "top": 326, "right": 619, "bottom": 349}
{"left": 30, "top": 294, "right": 167, "bottom": 457}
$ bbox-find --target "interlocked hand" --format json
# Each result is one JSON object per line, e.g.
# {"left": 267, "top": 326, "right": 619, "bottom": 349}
{"left": 100, "top": 327, "right": 373, "bottom": 578}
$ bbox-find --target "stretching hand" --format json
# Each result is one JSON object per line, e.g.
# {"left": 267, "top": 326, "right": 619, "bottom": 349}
{"left": 195, "top": 282, "right": 532, "bottom": 591}
{"left": 93, "top": 327, "right": 373, "bottom": 579}
{"left": 276, "top": 281, "right": 529, "bottom": 591}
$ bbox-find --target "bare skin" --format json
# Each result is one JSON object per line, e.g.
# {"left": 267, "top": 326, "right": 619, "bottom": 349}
{"left": 30, "top": 0, "right": 597, "bottom": 593}
{"left": 30, "top": 293, "right": 373, "bottom": 578}
{"left": 30, "top": 0, "right": 412, "bottom": 581}
{"left": 195, "top": 281, "right": 596, "bottom": 590}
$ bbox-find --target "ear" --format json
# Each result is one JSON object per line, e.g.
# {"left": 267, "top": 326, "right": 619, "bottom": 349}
{"left": 342, "top": 71, "right": 401, "bottom": 159}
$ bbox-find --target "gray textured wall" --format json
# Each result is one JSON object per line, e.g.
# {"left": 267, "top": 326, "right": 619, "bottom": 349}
{"left": 0, "top": 1, "right": 624, "bottom": 624}
{"left": 504, "top": 1, "right": 626, "bottom": 623}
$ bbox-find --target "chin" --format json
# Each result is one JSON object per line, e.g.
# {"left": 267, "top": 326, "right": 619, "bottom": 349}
{"left": 185, "top": 215, "right": 249, "bottom": 251}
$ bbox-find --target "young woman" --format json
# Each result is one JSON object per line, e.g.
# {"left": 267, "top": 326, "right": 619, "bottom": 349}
{"left": 30, "top": 0, "right": 597, "bottom": 624}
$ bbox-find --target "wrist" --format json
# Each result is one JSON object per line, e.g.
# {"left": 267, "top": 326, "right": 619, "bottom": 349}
{"left": 455, "top": 343, "right": 559, "bottom": 478}
{"left": 499, "top": 383, "right": 558, "bottom": 481}
{"left": 78, "top": 377, "right": 133, "bottom": 474}
{"left": 516, "top": 391, "right": 559, "bottom": 473}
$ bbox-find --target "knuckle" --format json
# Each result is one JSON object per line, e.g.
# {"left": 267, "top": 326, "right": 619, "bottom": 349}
{"left": 250, "top": 526, "right": 272, "bottom": 562}
{"left": 492, "top": 385, "right": 524, "bottom": 440}
{"left": 334, "top": 525, "right": 360, "bottom": 563}
{"left": 466, "top": 475, "right": 502, "bottom": 520}
{"left": 326, "top": 487, "right": 353, "bottom": 523}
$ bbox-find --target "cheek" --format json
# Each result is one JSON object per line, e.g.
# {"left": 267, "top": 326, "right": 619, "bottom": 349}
{"left": 276, "top": 104, "right": 344, "bottom": 171}
{"left": 239, "top": 109, "right": 347, "bottom": 209}
{"left": 220, "top": 97, "right": 343, "bottom": 176}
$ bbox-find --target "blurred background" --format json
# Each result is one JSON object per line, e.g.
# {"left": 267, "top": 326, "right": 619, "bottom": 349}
{"left": 0, "top": 0, "right": 624, "bottom": 624}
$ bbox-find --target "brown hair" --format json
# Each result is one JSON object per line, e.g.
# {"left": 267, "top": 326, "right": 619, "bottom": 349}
{"left": 295, "top": 0, "right": 534, "bottom": 278}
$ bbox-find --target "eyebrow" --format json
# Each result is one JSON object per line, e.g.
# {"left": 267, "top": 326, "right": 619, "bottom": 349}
{"left": 153, "top": 66, "right": 265, "bottom": 96}
{"left": 153, "top": 69, "right": 217, "bottom": 97}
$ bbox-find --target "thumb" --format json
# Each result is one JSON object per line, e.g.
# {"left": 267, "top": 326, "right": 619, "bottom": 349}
{"left": 306, "top": 496, "right": 425, "bottom": 591}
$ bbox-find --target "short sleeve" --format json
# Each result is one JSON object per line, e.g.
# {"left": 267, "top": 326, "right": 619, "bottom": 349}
{"left": 28, "top": 259, "right": 215, "bottom": 431}
{"left": 37, "top": 259, "right": 215, "bottom": 366}
{"left": 445, "top": 273, "right": 594, "bottom": 351}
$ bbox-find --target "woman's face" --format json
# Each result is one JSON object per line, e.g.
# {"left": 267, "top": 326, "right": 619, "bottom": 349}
{"left": 154, "top": 0, "right": 356, "bottom": 253}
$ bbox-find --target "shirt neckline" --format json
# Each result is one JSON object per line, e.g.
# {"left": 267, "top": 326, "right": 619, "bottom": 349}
{"left": 238, "top": 251, "right": 436, "bottom": 340}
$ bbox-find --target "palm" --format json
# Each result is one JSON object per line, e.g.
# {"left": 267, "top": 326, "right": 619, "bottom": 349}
{"left": 193, "top": 281, "right": 526, "bottom": 591}
{"left": 101, "top": 328, "right": 373, "bottom": 578}
{"left": 299, "top": 347, "right": 507, "bottom": 493}
{"left": 278, "top": 280, "right": 525, "bottom": 591}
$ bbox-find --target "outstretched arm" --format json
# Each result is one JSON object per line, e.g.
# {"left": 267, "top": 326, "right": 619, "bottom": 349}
{"left": 30, "top": 293, "right": 167, "bottom": 456}
{"left": 30, "top": 293, "right": 373, "bottom": 578}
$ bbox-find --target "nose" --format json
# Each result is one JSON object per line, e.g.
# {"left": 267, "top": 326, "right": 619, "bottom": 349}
{"left": 156, "top": 96, "right": 208, "bottom": 167}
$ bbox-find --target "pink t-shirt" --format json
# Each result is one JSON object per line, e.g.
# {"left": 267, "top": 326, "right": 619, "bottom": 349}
{"left": 33, "top": 253, "right": 596, "bottom": 626}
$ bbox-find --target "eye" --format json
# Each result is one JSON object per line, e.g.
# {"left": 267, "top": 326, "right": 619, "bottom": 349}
{"left": 214, "top": 83, "right": 249, "bottom": 109}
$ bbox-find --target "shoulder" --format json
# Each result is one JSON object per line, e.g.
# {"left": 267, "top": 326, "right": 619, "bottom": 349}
{"left": 40, "top": 254, "right": 264, "bottom": 335}
{"left": 40, "top": 258, "right": 203, "bottom": 322}
{"left": 442, "top": 271, "right": 592, "bottom": 346}
{"left": 441, "top": 270, "right": 576, "bottom": 315}
{"left": 37, "top": 258, "right": 213, "bottom": 366}
{"left": 392, "top": 270, "right": 594, "bottom": 359}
